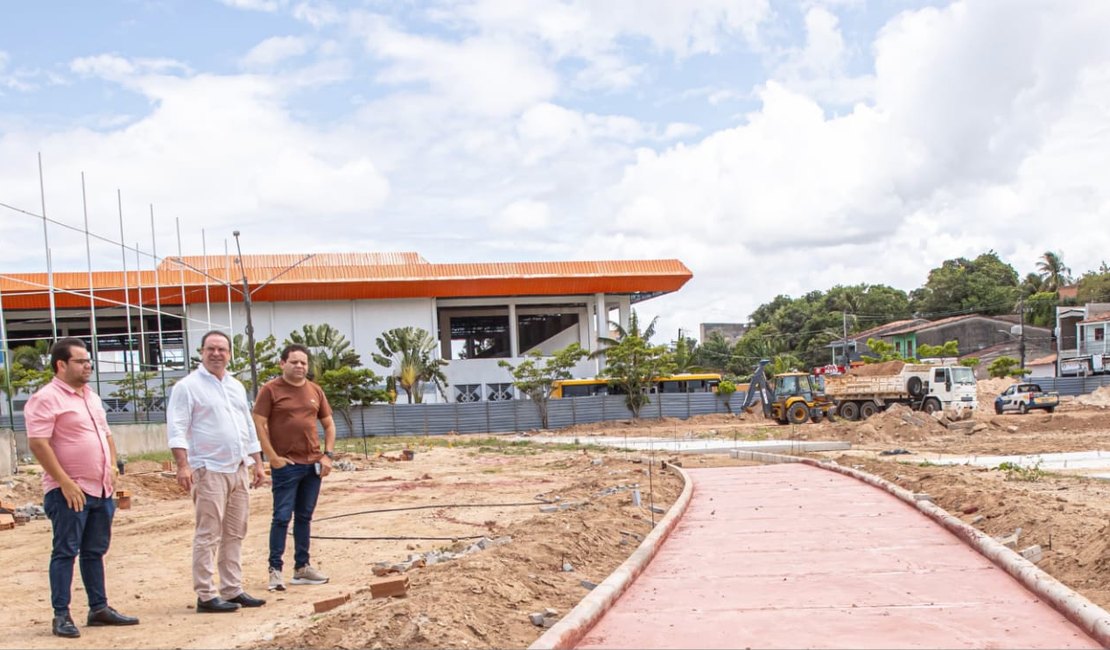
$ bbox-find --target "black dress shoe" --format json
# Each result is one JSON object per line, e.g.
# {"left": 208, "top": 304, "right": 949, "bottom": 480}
{"left": 52, "top": 614, "right": 81, "bottom": 638}
{"left": 196, "top": 597, "right": 241, "bottom": 613}
{"left": 227, "top": 592, "right": 266, "bottom": 608}
{"left": 88, "top": 606, "right": 140, "bottom": 626}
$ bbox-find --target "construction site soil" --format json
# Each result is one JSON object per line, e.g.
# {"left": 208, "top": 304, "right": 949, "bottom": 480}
{"left": 1, "top": 378, "right": 1108, "bottom": 649}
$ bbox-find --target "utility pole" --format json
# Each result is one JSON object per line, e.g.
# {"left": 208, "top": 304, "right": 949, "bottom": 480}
{"left": 841, "top": 311, "right": 850, "bottom": 367}
{"left": 232, "top": 230, "right": 258, "bottom": 398}
{"left": 1019, "top": 296, "right": 1026, "bottom": 371}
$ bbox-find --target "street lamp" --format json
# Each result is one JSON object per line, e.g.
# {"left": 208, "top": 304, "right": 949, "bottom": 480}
{"left": 230, "top": 231, "right": 315, "bottom": 398}
{"left": 231, "top": 231, "right": 258, "bottom": 396}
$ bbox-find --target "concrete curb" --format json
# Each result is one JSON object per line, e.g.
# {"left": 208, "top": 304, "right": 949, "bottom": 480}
{"left": 528, "top": 462, "right": 694, "bottom": 650}
{"left": 763, "top": 451, "right": 1110, "bottom": 648}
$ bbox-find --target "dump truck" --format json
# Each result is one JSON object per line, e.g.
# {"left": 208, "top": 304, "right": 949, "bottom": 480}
{"left": 823, "top": 362, "right": 977, "bottom": 420}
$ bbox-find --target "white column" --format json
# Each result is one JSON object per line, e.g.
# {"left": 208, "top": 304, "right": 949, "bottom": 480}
{"left": 595, "top": 293, "right": 607, "bottom": 374}
{"left": 508, "top": 303, "right": 519, "bottom": 358}
{"left": 618, "top": 296, "right": 631, "bottom": 332}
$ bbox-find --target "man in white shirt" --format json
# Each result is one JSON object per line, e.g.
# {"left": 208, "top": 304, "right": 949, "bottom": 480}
{"left": 167, "top": 330, "right": 267, "bottom": 613}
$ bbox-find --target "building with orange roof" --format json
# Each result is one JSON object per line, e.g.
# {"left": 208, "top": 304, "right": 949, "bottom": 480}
{"left": 0, "top": 251, "right": 692, "bottom": 405}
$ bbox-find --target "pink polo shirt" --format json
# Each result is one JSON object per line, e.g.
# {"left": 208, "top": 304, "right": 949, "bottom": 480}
{"left": 24, "top": 377, "right": 115, "bottom": 498}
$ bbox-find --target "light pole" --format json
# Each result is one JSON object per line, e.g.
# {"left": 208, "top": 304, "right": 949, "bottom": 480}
{"left": 229, "top": 232, "right": 315, "bottom": 399}
{"left": 231, "top": 231, "right": 258, "bottom": 397}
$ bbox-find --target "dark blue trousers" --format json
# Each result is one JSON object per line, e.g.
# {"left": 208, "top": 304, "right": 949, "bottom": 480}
{"left": 44, "top": 488, "right": 115, "bottom": 616}
{"left": 268, "top": 463, "right": 321, "bottom": 571}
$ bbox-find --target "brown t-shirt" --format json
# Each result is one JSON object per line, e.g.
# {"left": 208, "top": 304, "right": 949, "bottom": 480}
{"left": 253, "top": 377, "right": 333, "bottom": 464}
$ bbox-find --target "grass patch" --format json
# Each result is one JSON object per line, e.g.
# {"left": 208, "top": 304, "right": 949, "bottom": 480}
{"left": 123, "top": 450, "right": 174, "bottom": 464}
{"left": 995, "top": 461, "right": 1046, "bottom": 482}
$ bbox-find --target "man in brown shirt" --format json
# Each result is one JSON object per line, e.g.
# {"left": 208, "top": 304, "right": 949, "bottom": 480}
{"left": 252, "top": 344, "right": 336, "bottom": 591}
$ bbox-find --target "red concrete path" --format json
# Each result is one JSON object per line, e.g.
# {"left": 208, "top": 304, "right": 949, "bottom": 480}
{"left": 575, "top": 464, "right": 1101, "bottom": 649}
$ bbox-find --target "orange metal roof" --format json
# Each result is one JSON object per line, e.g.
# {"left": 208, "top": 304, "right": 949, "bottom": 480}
{"left": 0, "top": 254, "right": 692, "bottom": 309}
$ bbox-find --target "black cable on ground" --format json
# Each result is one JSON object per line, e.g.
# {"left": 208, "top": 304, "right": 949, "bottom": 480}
{"left": 310, "top": 534, "right": 489, "bottom": 541}
{"left": 312, "top": 501, "right": 542, "bottom": 522}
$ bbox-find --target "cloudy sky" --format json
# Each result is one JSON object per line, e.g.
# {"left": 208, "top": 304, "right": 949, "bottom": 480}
{"left": 2, "top": 0, "right": 1109, "bottom": 343}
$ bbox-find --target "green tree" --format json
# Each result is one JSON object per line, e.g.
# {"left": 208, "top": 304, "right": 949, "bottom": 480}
{"left": 0, "top": 362, "right": 53, "bottom": 404}
{"left": 988, "top": 356, "right": 1028, "bottom": 378}
{"left": 768, "top": 353, "right": 805, "bottom": 376}
{"left": 694, "top": 332, "right": 735, "bottom": 374}
{"left": 960, "top": 356, "right": 980, "bottom": 368}
{"left": 594, "top": 311, "right": 674, "bottom": 418}
{"left": 226, "top": 334, "right": 280, "bottom": 391}
{"left": 1077, "top": 270, "right": 1110, "bottom": 304}
{"left": 498, "top": 343, "right": 589, "bottom": 429}
{"left": 285, "top": 324, "right": 361, "bottom": 377}
{"left": 916, "top": 340, "right": 960, "bottom": 360}
{"left": 372, "top": 326, "right": 448, "bottom": 404}
{"left": 716, "top": 379, "right": 737, "bottom": 414}
{"left": 670, "top": 335, "right": 706, "bottom": 374}
{"left": 1025, "top": 292, "right": 1058, "bottom": 327}
{"left": 109, "top": 370, "right": 164, "bottom": 418}
{"left": 316, "top": 366, "right": 388, "bottom": 432}
{"left": 911, "top": 251, "right": 1020, "bottom": 317}
{"left": 1036, "top": 251, "right": 1072, "bottom": 292}
{"left": 861, "top": 338, "right": 904, "bottom": 363}
{"left": 9, "top": 340, "right": 50, "bottom": 371}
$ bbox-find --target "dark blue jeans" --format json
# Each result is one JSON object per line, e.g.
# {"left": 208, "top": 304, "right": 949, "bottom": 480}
{"left": 269, "top": 463, "right": 321, "bottom": 571}
{"left": 43, "top": 488, "right": 115, "bottom": 616}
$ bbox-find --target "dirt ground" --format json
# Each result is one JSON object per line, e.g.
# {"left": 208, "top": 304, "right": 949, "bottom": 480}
{"left": 2, "top": 379, "right": 1108, "bottom": 649}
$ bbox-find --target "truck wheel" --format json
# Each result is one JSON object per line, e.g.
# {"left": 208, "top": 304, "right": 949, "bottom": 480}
{"left": 922, "top": 398, "right": 941, "bottom": 415}
{"left": 1019, "top": 402, "right": 1028, "bottom": 415}
{"left": 859, "top": 402, "right": 878, "bottom": 419}
{"left": 994, "top": 403, "right": 1003, "bottom": 415}
{"left": 906, "top": 376, "right": 924, "bottom": 398}
{"left": 787, "top": 402, "right": 809, "bottom": 424}
{"left": 1046, "top": 406, "right": 1055, "bottom": 414}
{"left": 838, "top": 401, "right": 859, "bottom": 421}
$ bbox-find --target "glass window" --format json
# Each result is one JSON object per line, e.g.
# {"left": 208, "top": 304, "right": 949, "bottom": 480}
{"left": 517, "top": 312, "right": 580, "bottom": 355}
{"left": 487, "top": 383, "right": 514, "bottom": 401}
{"left": 455, "top": 384, "right": 481, "bottom": 402}
{"left": 446, "top": 314, "right": 511, "bottom": 359}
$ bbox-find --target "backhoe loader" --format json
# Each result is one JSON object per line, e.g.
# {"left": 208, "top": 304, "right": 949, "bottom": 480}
{"left": 740, "top": 360, "right": 836, "bottom": 425}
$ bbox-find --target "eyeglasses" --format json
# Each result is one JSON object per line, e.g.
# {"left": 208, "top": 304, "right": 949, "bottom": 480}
{"left": 69, "top": 358, "right": 93, "bottom": 366}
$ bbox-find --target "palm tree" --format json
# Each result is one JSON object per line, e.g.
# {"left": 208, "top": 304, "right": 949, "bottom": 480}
{"left": 593, "top": 311, "right": 658, "bottom": 356}
{"left": 1036, "top": 251, "right": 1072, "bottom": 292}
{"left": 284, "top": 324, "right": 361, "bottom": 378}
{"left": 1021, "top": 272, "right": 1045, "bottom": 296}
{"left": 9, "top": 340, "right": 50, "bottom": 371}
{"left": 372, "top": 326, "right": 448, "bottom": 403}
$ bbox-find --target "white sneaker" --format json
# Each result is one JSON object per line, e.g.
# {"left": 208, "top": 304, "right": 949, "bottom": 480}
{"left": 268, "top": 567, "right": 285, "bottom": 592}
{"left": 291, "top": 565, "right": 329, "bottom": 585}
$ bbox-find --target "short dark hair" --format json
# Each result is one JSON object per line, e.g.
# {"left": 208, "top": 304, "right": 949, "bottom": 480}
{"left": 281, "top": 343, "right": 311, "bottom": 362}
{"left": 200, "top": 330, "right": 232, "bottom": 350}
{"left": 50, "top": 338, "right": 88, "bottom": 374}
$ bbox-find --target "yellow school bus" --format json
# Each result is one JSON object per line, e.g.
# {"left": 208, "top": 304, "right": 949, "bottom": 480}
{"left": 551, "top": 373, "right": 722, "bottom": 398}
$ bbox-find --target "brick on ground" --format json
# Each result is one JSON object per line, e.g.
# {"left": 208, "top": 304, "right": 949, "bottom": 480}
{"left": 369, "top": 575, "right": 409, "bottom": 599}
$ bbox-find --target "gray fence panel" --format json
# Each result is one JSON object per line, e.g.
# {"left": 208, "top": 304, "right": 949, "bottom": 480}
{"left": 1037, "top": 375, "right": 1110, "bottom": 396}
{"left": 487, "top": 400, "right": 522, "bottom": 433}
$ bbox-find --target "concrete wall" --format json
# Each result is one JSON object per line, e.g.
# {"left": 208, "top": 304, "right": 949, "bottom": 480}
{"left": 0, "top": 429, "right": 16, "bottom": 478}
{"left": 9, "top": 423, "right": 168, "bottom": 466}
{"left": 111, "top": 423, "right": 169, "bottom": 457}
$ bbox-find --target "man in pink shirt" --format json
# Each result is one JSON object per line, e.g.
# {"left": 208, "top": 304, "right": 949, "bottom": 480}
{"left": 26, "top": 338, "right": 140, "bottom": 638}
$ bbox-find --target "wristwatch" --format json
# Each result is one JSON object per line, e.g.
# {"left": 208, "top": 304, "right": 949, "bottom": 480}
{"left": 323, "top": 451, "right": 335, "bottom": 459}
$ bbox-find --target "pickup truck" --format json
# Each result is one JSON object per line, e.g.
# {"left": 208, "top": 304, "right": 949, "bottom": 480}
{"left": 994, "top": 383, "right": 1060, "bottom": 414}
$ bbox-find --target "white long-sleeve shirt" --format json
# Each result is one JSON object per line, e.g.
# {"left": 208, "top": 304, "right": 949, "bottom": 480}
{"left": 166, "top": 365, "right": 261, "bottom": 473}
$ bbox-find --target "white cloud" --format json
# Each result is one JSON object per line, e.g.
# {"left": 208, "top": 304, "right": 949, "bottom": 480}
{"left": 498, "top": 199, "right": 551, "bottom": 231}
{"left": 769, "top": 6, "right": 874, "bottom": 105}
{"left": 354, "top": 13, "right": 558, "bottom": 117}
{"left": 591, "top": 1, "right": 1110, "bottom": 337}
{"left": 240, "top": 36, "right": 311, "bottom": 69}
{"left": 219, "top": 0, "right": 281, "bottom": 12}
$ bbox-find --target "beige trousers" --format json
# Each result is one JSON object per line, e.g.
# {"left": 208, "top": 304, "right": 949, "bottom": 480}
{"left": 191, "top": 464, "right": 250, "bottom": 601}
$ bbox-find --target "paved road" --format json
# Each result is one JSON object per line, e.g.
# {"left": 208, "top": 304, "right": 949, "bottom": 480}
{"left": 576, "top": 464, "right": 1100, "bottom": 649}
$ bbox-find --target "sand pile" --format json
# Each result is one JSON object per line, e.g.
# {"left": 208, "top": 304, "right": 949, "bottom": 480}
{"left": 849, "top": 360, "right": 906, "bottom": 376}
{"left": 977, "top": 377, "right": 1016, "bottom": 406}
{"left": 1076, "top": 384, "right": 1110, "bottom": 407}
